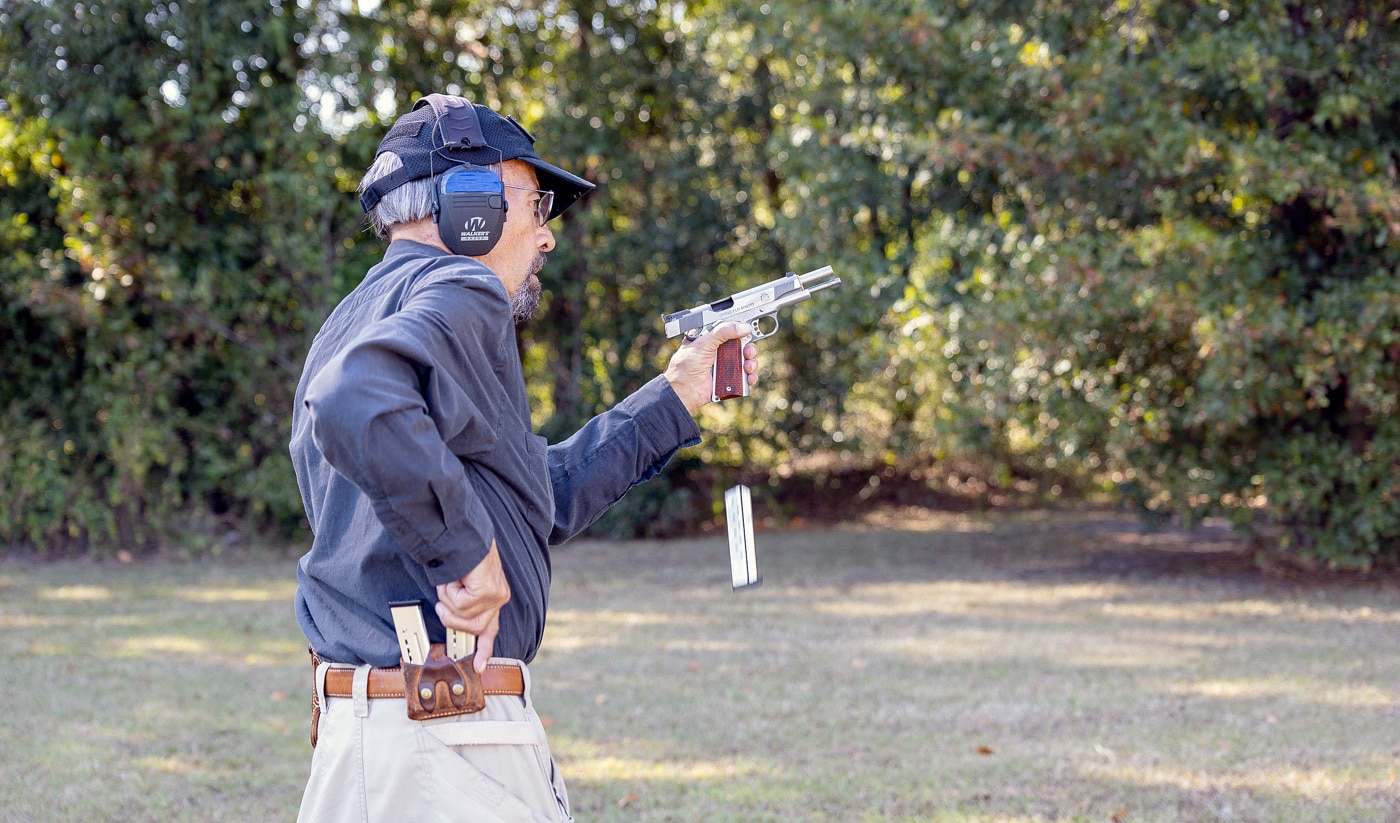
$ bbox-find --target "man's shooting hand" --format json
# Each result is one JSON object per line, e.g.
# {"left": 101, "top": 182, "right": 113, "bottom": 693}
{"left": 663, "top": 323, "right": 759, "bottom": 414}
{"left": 435, "top": 540, "right": 510, "bottom": 674}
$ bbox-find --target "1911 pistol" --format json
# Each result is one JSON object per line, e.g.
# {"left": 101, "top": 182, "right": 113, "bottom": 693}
{"left": 661, "top": 265, "right": 842, "bottom": 402}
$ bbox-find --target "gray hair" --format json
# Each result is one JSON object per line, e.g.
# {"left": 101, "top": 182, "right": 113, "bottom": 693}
{"left": 358, "top": 152, "right": 434, "bottom": 238}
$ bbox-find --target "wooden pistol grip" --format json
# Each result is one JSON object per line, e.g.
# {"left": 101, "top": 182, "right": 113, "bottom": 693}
{"left": 713, "top": 337, "right": 748, "bottom": 402}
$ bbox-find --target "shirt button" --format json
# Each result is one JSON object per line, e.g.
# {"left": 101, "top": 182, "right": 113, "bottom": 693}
{"left": 426, "top": 558, "right": 443, "bottom": 568}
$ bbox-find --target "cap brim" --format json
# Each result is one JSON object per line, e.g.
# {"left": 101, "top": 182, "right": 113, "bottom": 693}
{"left": 519, "top": 156, "right": 596, "bottom": 220}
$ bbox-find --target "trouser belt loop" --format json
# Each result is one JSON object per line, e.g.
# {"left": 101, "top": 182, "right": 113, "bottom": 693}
{"left": 352, "top": 665, "right": 371, "bottom": 719}
{"left": 517, "top": 659, "right": 534, "bottom": 710}
{"left": 314, "top": 659, "right": 332, "bottom": 708}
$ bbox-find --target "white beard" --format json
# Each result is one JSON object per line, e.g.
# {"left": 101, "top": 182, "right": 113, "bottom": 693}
{"left": 511, "top": 256, "right": 545, "bottom": 324}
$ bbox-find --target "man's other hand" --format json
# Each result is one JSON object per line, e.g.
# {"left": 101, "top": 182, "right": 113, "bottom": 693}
{"left": 663, "top": 323, "right": 759, "bottom": 414}
{"left": 435, "top": 540, "right": 511, "bottom": 674}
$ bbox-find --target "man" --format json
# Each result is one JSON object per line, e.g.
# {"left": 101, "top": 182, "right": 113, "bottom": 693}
{"left": 289, "top": 94, "right": 757, "bottom": 822}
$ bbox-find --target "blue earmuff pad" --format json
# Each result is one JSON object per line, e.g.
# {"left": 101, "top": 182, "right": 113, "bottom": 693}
{"left": 443, "top": 169, "right": 501, "bottom": 194}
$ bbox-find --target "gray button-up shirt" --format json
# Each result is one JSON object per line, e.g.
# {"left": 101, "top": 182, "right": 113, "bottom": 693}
{"left": 291, "top": 240, "right": 701, "bottom": 667}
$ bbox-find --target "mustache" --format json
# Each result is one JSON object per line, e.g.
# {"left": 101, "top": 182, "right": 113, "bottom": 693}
{"left": 531, "top": 253, "right": 547, "bottom": 276}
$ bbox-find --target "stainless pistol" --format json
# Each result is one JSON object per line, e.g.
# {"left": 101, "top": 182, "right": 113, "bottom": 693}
{"left": 662, "top": 265, "right": 842, "bottom": 402}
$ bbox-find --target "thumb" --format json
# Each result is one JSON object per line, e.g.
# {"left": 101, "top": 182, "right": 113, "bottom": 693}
{"left": 698, "top": 322, "right": 748, "bottom": 351}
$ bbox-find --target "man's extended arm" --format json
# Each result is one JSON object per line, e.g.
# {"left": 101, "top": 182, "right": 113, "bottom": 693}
{"left": 546, "top": 323, "right": 758, "bottom": 543}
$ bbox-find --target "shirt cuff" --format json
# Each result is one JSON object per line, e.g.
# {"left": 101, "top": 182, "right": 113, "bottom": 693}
{"left": 625, "top": 375, "right": 703, "bottom": 455}
{"left": 410, "top": 498, "right": 495, "bottom": 586}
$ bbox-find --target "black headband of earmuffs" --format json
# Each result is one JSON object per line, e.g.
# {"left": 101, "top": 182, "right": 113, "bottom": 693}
{"left": 419, "top": 95, "right": 507, "bottom": 256}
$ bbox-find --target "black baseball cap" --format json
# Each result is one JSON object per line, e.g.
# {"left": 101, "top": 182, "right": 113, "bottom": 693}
{"left": 359, "top": 93, "right": 595, "bottom": 221}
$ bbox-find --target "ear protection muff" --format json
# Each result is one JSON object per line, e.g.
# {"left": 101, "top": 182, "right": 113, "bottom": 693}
{"left": 434, "top": 164, "right": 507, "bottom": 256}
{"left": 414, "top": 94, "right": 508, "bottom": 257}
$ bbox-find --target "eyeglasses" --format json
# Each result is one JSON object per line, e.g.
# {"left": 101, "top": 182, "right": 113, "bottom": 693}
{"left": 504, "top": 184, "right": 555, "bottom": 227}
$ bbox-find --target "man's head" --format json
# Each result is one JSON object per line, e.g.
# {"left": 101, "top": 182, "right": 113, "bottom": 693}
{"left": 357, "top": 95, "right": 595, "bottom": 322}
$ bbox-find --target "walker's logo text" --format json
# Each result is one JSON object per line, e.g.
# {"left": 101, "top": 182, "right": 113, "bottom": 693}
{"left": 460, "top": 216, "right": 490, "bottom": 243}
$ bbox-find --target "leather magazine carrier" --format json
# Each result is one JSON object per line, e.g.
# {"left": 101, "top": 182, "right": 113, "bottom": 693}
{"left": 402, "top": 643, "right": 486, "bottom": 721}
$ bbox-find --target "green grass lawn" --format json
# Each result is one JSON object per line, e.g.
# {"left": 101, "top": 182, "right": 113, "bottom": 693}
{"left": 2, "top": 509, "right": 1397, "bottom": 821}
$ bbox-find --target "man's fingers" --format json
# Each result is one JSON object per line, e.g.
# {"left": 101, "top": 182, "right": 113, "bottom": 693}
{"left": 435, "top": 581, "right": 504, "bottom": 631}
{"left": 434, "top": 595, "right": 498, "bottom": 635}
{"left": 437, "top": 579, "right": 464, "bottom": 609}
{"left": 436, "top": 581, "right": 478, "bottom": 617}
{"left": 434, "top": 597, "right": 498, "bottom": 672}
{"left": 665, "top": 322, "right": 764, "bottom": 412}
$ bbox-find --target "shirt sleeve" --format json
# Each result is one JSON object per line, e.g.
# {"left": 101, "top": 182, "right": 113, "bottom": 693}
{"left": 302, "top": 277, "right": 507, "bottom": 585}
{"left": 547, "top": 375, "right": 703, "bottom": 544}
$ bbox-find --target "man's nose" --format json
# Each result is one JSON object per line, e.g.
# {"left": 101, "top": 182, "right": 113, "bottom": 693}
{"left": 538, "top": 225, "right": 556, "bottom": 253}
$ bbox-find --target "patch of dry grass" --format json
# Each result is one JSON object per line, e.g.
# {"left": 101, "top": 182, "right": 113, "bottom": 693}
{"left": 0, "top": 562, "right": 308, "bottom": 821}
{"left": 2, "top": 509, "right": 1397, "bottom": 821}
{"left": 535, "top": 510, "right": 1400, "bottom": 821}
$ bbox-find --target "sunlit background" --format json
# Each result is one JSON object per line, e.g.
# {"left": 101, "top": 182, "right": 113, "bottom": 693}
{"left": 0, "top": 1, "right": 1396, "bottom": 570}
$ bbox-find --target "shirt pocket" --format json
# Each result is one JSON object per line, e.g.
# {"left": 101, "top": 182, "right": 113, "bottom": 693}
{"left": 520, "top": 434, "right": 553, "bottom": 524}
{"left": 443, "top": 407, "right": 500, "bottom": 460}
{"left": 434, "top": 369, "right": 501, "bottom": 460}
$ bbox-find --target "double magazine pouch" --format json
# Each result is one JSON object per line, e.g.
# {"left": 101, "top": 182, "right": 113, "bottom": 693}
{"left": 403, "top": 643, "right": 486, "bottom": 721}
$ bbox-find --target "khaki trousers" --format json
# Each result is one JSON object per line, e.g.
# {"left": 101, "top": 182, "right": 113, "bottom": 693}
{"left": 298, "top": 658, "right": 572, "bottom": 823}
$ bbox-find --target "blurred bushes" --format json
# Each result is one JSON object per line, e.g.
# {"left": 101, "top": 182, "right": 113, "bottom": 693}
{"left": 0, "top": 1, "right": 1395, "bottom": 568}
{"left": 0, "top": 0, "right": 376, "bottom": 552}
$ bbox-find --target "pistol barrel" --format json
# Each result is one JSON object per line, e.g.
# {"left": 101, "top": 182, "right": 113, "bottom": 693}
{"left": 797, "top": 265, "right": 836, "bottom": 286}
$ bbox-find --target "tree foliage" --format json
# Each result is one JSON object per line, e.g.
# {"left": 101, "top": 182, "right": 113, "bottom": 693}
{"left": 0, "top": 0, "right": 373, "bottom": 549}
{"left": 1, "top": 1, "right": 1395, "bottom": 567}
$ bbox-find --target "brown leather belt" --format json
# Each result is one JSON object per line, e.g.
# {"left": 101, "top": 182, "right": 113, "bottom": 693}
{"left": 323, "top": 662, "right": 525, "bottom": 700}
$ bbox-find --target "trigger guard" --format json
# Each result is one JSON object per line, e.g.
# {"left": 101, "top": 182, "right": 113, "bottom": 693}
{"left": 749, "top": 315, "right": 779, "bottom": 340}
